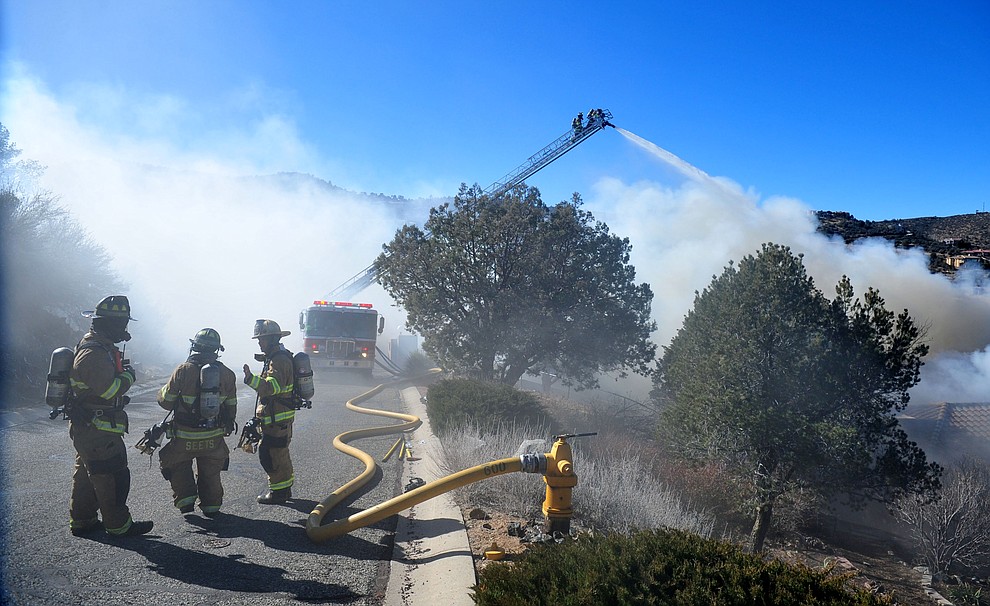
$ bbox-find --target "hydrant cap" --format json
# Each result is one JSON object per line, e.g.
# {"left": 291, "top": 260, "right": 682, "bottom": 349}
{"left": 484, "top": 543, "right": 506, "bottom": 560}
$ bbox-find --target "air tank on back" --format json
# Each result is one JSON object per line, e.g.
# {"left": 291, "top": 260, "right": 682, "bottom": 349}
{"left": 199, "top": 361, "right": 221, "bottom": 422}
{"left": 46, "top": 347, "right": 74, "bottom": 410}
{"left": 293, "top": 351, "right": 314, "bottom": 402}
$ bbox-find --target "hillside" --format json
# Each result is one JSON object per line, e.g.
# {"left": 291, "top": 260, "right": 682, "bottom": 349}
{"left": 816, "top": 210, "right": 990, "bottom": 274}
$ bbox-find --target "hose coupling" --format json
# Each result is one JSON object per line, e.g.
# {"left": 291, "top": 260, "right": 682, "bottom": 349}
{"left": 519, "top": 452, "right": 547, "bottom": 474}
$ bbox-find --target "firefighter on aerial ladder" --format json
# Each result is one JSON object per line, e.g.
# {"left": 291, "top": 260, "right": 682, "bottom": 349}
{"left": 572, "top": 111, "right": 585, "bottom": 140}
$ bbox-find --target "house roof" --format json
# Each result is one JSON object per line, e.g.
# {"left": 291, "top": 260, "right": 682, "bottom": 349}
{"left": 899, "top": 402, "right": 990, "bottom": 446}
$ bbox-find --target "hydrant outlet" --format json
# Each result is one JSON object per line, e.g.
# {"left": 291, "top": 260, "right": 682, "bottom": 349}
{"left": 519, "top": 453, "right": 547, "bottom": 474}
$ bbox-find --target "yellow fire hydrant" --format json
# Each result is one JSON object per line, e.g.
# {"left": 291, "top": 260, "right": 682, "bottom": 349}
{"left": 542, "top": 435, "right": 578, "bottom": 534}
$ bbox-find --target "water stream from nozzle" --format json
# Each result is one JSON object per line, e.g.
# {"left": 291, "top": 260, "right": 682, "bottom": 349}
{"left": 614, "top": 126, "right": 734, "bottom": 196}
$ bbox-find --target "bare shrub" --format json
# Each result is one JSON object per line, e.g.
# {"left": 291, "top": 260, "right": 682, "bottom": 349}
{"left": 897, "top": 457, "right": 990, "bottom": 575}
{"left": 764, "top": 486, "right": 824, "bottom": 537}
{"left": 436, "top": 421, "right": 552, "bottom": 516}
{"left": 574, "top": 446, "right": 715, "bottom": 537}
{"left": 436, "top": 421, "right": 714, "bottom": 538}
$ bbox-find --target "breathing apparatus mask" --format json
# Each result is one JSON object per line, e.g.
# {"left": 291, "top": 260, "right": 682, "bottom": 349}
{"left": 93, "top": 317, "right": 131, "bottom": 343}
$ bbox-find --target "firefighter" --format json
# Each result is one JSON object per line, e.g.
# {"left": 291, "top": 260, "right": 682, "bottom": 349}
{"left": 67, "top": 295, "right": 153, "bottom": 537}
{"left": 242, "top": 319, "right": 296, "bottom": 504}
{"left": 157, "top": 328, "right": 238, "bottom": 517}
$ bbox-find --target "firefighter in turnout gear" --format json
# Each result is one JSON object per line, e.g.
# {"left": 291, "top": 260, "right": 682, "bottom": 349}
{"left": 156, "top": 328, "right": 238, "bottom": 516}
{"left": 242, "top": 319, "right": 296, "bottom": 504}
{"left": 67, "top": 295, "right": 154, "bottom": 537}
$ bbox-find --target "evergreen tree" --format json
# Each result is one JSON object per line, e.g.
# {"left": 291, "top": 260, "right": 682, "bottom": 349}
{"left": 1, "top": 123, "right": 124, "bottom": 398}
{"left": 654, "top": 243, "right": 940, "bottom": 551}
{"left": 376, "top": 183, "right": 656, "bottom": 388}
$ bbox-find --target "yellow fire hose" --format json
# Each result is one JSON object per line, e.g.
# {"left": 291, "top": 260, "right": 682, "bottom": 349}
{"left": 305, "top": 369, "right": 559, "bottom": 544}
{"left": 305, "top": 375, "right": 426, "bottom": 543}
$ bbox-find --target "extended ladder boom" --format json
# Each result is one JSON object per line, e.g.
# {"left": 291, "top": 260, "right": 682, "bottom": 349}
{"left": 322, "top": 109, "right": 614, "bottom": 299}
{"left": 325, "top": 263, "right": 377, "bottom": 300}
{"left": 483, "top": 108, "right": 613, "bottom": 199}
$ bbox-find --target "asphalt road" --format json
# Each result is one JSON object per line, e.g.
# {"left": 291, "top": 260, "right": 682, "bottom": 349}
{"left": 1, "top": 367, "right": 411, "bottom": 605}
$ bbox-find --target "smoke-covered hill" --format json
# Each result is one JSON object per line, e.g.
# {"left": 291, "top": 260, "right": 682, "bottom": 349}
{"left": 816, "top": 211, "right": 990, "bottom": 274}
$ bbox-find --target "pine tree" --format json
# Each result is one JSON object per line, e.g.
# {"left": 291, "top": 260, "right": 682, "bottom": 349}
{"left": 654, "top": 243, "right": 940, "bottom": 551}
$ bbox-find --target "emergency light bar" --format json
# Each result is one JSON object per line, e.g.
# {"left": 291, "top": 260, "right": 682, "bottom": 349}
{"left": 312, "top": 300, "right": 374, "bottom": 308}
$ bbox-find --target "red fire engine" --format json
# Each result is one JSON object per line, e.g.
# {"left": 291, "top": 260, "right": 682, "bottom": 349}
{"left": 298, "top": 301, "right": 385, "bottom": 376}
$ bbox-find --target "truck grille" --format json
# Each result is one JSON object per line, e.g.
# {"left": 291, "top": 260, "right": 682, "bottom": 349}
{"left": 327, "top": 340, "right": 356, "bottom": 357}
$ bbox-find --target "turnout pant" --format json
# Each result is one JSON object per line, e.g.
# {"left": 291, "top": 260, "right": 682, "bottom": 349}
{"left": 158, "top": 434, "right": 230, "bottom": 514}
{"left": 259, "top": 421, "right": 294, "bottom": 491}
{"left": 69, "top": 420, "right": 135, "bottom": 534}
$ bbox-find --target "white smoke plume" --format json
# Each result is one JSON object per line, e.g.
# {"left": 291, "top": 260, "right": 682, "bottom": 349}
{"left": 1, "top": 70, "right": 429, "bottom": 370}
{"left": 3, "top": 69, "right": 988, "bottom": 406}
{"left": 586, "top": 128, "right": 990, "bottom": 406}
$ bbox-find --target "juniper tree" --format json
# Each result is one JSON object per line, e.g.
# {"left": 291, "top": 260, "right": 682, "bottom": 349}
{"left": 654, "top": 243, "right": 940, "bottom": 552}
{"left": 376, "top": 183, "right": 656, "bottom": 388}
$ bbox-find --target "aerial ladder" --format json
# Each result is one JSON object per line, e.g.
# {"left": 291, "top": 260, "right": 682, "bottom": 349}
{"left": 483, "top": 108, "right": 613, "bottom": 199}
{"left": 325, "top": 266, "right": 378, "bottom": 301}
{"left": 322, "top": 109, "right": 614, "bottom": 300}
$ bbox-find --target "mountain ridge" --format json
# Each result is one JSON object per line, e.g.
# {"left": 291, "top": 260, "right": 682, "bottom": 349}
{"left": 816, "top": 210, "right": 990, "bottom": 274}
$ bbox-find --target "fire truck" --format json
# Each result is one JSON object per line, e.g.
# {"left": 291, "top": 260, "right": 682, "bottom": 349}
{"left": 303, "top": 109, "right": 613, "bottom": 375}
{"left": 298, "top": 300, "right": 385, "bottom": 376}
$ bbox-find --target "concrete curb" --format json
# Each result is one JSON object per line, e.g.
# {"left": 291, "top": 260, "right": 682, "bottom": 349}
{"left": 384, "top": 386, "right": 476, "bottom": 606}
{"left": 914, "top": 566, "right": 954, "bottom": 605}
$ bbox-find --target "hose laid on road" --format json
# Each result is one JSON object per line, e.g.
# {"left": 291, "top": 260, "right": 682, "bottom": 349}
{"left": 305, "top": 368, "right": 545, "bottom": 543}
{"left": 306, "top": 384, "right": 423, "bottom": 543}
{"left": 305, "top": 374, "right": 428, "bottom": 543}
{"left": 309, "top": 454, "right": 525, "bottom": 543}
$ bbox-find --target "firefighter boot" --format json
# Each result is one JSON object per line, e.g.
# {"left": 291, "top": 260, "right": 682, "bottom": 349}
{"left": 257, "top": 488, "right": 291, "bottom": 504}
{"left": 120, "top": 520, "right": 154, "bottom": 537}
{"left": 70, "top": 517, "right": 102, "bottom": 537}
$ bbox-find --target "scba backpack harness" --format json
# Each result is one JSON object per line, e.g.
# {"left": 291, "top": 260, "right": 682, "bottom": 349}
{"left": 135, "top": 360, "right": 227, "bottom": 457}
{"left": 46, "top": 341, "right": 129, "bottom": 428}
{"left": 172, "top": 361, "right": 223, "bottom": 429}
{"left": 264, "top": 348, "right": 315, "bottom": 411}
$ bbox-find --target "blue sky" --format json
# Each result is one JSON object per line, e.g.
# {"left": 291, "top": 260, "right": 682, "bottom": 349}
{"left": 2, "top": 1, "right": 990, "bottom": 402}
{"left": 3, "top": 1, "right": 988, "bottom": 220}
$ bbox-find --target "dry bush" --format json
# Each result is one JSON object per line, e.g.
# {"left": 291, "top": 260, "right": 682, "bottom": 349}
{"left": 436, "top": 420, "right": 552, "bottom": 516}
{"left": 897, "top": 456, "right": 990, "bottom": 576}
{"left": 436, "top": 421, "right": 714, "bottom": 538}
{"left": 572, "top": 445, "right": 715, "bottom": 537}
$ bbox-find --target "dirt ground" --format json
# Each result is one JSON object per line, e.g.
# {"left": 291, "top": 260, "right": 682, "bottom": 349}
{"left": 769, "top": 542, "right": 936, "bottom": 606}
{"left": 460, "top": 506, "right": 534, "bottom": 573}
{"left": 458, "top": 502, "right": 940, "bottom": 606}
